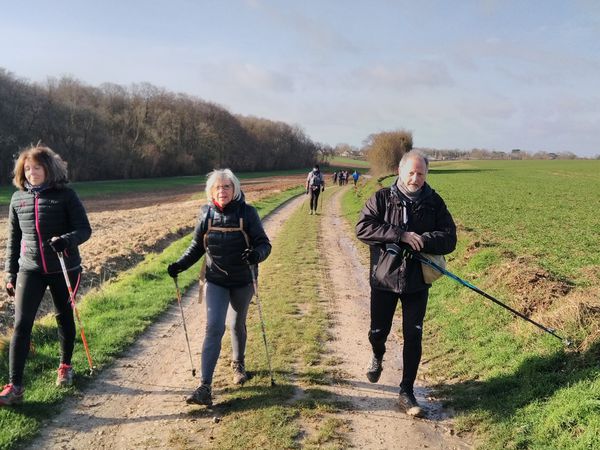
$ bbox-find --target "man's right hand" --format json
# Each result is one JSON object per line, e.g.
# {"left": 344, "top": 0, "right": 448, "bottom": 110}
{"left": 400, "top": 231, "right": 424, "bottom": 251}
{"left": 5, "top": 282, "right": 15, "bottom": 297}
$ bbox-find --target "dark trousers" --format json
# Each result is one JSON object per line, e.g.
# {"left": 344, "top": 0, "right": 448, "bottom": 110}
{"left": 369, "top": 288, "right": 428, "bottom": 392}
{"left": 309, "top": 188, "right": 321, "bottom": 211}
{"left": 9, "top": 270, "right": 80, "bottom": 386}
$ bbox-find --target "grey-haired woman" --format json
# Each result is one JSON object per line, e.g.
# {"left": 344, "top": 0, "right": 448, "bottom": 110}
{"left": 167, "top": 169, "right": 271, "bottom": 406}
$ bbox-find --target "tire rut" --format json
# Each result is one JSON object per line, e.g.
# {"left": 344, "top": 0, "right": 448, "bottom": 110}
{"left": 319, "top": 187, "right": 471, "bottom": 449}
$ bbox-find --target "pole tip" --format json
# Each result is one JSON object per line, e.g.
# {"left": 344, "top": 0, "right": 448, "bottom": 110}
{"left": 564, "top": 339, "right": 573, "bottom": 347}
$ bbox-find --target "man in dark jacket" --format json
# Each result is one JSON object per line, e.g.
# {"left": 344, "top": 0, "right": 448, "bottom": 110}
{"left": 356, "top": 151, "right": 456, "bottom": 417}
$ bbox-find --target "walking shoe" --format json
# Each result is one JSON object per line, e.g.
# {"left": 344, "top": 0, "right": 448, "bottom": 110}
{"left": 309, "top": 210, "right": 313, "bottom": 215}
{"left": 366, "top": 355, "right": 383, "bottom": 383}
{"left": 398, "top": 387, "right": 424, "bottom": 417}
{"left": 186, "top": 384, "right": 212, "bottom": 406}
{"left": 56, "top": 363, "right": 74, "bottom": 387}
{"left": 232, "top": 361, "right": 248, "bottom": 385}
{"left": 0, "top": 384, "right": 24, "bottom": 406}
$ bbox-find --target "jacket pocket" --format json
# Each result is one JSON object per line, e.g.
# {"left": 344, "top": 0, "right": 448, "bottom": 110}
{"left": 372, "top": 250, "right": 405, "bottom": 292}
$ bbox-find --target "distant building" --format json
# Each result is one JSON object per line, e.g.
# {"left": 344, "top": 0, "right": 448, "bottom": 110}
{"left": 511, "top": 149, "right": 522, "bottom": 160}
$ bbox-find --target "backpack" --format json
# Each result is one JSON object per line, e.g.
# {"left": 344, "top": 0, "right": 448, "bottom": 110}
{"left": 309, "top": 171, "right": 323, "bottom": 188}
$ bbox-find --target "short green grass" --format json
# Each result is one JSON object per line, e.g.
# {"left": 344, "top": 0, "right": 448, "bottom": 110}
{"left": 326, "top": 156, "right": 370, "bottom": 169}
{"left": 341, "top": 160, "right": 600, "bottom": 450}
{"left": 428, "top": 160, "right": 600, "bottom": 282}
{"left": 0, "top": 186, "right": 304, "bottom": 450}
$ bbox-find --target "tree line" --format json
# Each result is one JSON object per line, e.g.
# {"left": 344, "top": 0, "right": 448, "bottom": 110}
{"left": 0, "top": 68, "right": 321, "bottom": 184}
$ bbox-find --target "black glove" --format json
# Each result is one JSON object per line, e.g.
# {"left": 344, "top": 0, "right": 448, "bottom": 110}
{"left": 48, "top": 237, "right": 68, "bottom": 253}
{"left": 5, "top": 282, "right": 15, "bottom": 297}
{"left": 167, "top": 262, "right": 184, "bottom": 278}
{"left": 241, "top": 248, "right": 260, "bottom": 265}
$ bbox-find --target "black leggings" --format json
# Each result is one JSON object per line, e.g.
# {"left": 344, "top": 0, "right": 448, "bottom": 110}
{"left": 9, "top": 270, "right": 80, "bottom": 386}
{"left": 368, "top": 288, "right": 428, "bottom": 392}
{"left": 309, "top": 188, "right": 321, "bottom": 211}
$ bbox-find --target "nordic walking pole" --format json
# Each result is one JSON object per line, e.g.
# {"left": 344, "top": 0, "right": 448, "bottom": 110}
{"left": 173, "top": 277, "right": 197, "bottom": 377}
{"left": 319, "top": 188, "right": 324, "bottom": 214}
{"left": 413, "top": 251, "right": 572, "bottom": 346}
{"left": 57, "top": 252, "right": 95, "bottom": 374}
{"left": 249, "top": 265, "right": 275, "bottom": 386}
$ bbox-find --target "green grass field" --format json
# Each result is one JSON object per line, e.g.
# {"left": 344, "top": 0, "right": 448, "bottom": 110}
{"left": 326, "top": 156, "right": 370, "bottom": 169}
{"left": 428, "top": 160, "right": 600, "bottom": 282}
{"left": 341, "top": 160, "right": 600, "bottom": 450}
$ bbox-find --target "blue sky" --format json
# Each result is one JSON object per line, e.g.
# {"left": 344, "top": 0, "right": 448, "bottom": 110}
{"left": 1, "top": 0, "right": 599, "bottom": 156}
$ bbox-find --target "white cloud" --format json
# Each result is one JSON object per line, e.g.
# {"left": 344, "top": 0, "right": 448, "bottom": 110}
{"left": 351, "top": 60, "right": 454, "bottom": 90}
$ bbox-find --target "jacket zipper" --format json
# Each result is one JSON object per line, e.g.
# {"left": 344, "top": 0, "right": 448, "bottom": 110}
{"left": 34, "top": 193, "right": 49, "bottom": 273}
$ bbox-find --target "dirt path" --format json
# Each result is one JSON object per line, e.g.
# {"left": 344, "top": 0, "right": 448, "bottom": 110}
{"left": 28, "top": 188, "right": 471, "bottom": 449}
{"left": 27, "top": 195, "right": 306, "bottom": 450}
{"left": 320, "top": 188, "right": 471, "bottom": 449}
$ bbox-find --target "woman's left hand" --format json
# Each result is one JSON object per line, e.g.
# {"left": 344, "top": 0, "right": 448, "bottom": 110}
{"left": 47, "top": 237, "right": 68, "bottom": 253}
{"left": 241, "top": 248, "right": 260, "bottom": 265}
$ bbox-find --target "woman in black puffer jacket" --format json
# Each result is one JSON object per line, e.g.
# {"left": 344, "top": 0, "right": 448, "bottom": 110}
{"left": 167, "top": 168, "right": 271, "bottom": 406}
{"left": 0, "top": 144, "right": 91, "bottom": 406}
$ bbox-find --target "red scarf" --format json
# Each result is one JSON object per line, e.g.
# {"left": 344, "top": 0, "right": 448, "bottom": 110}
{"left": 212, "top": 199, "right": 225, "bottom": 211}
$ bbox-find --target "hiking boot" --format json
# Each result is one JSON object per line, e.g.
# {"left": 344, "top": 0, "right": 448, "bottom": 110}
{"left": 56, "top": 363, "right": 74, "bottom": 387}
{"left": 366, "top": 355, "right": 383, "bottom": 383}
{"left": 398, "top": 387, "right": 424, "bottom": 417}
{"left": 309, "top": 210, "right": 313, "bottom": 215}
{"left": 186, "top": 384, "right": 212, "bottom": 406}
{"left": 232, "top": 361, "right": 248, "bottom": 385}
{"left": 0, "top": 384, "right": 24, "bottom": 406}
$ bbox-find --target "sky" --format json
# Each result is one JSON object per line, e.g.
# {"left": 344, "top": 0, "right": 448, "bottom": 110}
{"left": 1, "top": 0, "right": 599, "bottom": 157}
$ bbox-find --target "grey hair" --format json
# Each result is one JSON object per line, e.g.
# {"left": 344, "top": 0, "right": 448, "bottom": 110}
{"left": 399, "top": 150, "right": 429, "bottom": 170}
{"left": 205, "top": 168, "right": 241, "bottom": 201}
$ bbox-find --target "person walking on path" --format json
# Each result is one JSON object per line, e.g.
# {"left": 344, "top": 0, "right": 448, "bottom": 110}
{"left": 352, "top": 170, "right": 360, "bottom": 186}
{"left": 305, "top": 165, "right": 325, "bottom": 215}
{"left": 167, "top": 169, "right": 271, "bottom": 406}
{"left": 355, "top": 151, "right": 456, "bottom": 417}
{"left": 1, "top": 144, "right": 92, "bottom": 406}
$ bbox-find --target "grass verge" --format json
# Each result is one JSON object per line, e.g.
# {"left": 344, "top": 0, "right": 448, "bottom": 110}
{"left": 0, "top": 186, "right": 304, "bottom": 450}
{"left": 340, "top": 164, "right": 600, "bottom": 449}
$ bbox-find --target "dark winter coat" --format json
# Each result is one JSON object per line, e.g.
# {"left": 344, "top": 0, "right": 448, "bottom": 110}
{"left": 356, "top": 178, "right": 456, "bottom": 294}
{"left": 5, "top": 186, "right": 92, "bottom": 283}
{"left": 175, "top": 193, "right": 271, "bottom": 287}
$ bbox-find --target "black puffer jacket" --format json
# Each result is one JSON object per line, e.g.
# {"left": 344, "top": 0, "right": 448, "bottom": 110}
{"left": 5, "top": 186, "right": 92, "bottom": 283}
{"left": 356, "top": 178, "right": 456, "bottom": 294}
{"left": 175, "top": 193, "right": 271, "bottom": 287}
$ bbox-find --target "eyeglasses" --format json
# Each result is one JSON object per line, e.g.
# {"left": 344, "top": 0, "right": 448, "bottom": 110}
{"left": 215, "top": 184, "right": 233, "bottom": 191}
